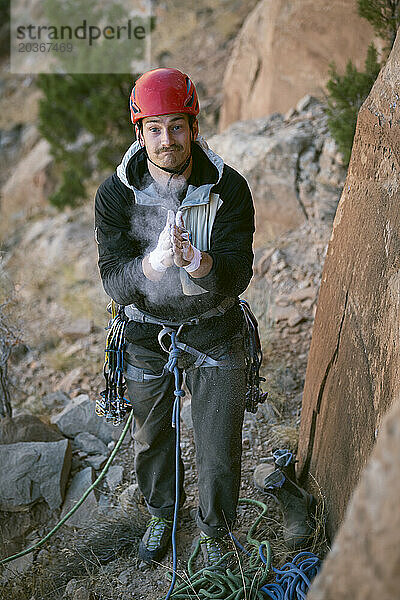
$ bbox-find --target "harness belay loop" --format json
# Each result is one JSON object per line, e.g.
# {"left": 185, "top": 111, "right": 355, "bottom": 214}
{"left": 96, "top": 301, "right": 131, "bottom": 426}
{"left": 239, "top": 299, "right": 268, "bottom": 413}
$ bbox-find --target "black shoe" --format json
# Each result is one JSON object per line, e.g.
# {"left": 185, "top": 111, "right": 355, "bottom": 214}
{"left": 138, "top": 516, "right": 172, "bottom": 564}
{"left": 199, "top": 532, "right": 229, "bottom": 570}
{"left": 255, "top": 467, "right": 317, "bottom": 550}
{"left": 275, "top": 478, "right": 317, "bottom": 549}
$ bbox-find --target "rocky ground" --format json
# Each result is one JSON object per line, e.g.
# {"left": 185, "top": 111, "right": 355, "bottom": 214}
{"left": 0, "top": 208, "right": 333, "bottom": 599}
{"left": 0, "top": 94, "right": 344, "bottom": 599}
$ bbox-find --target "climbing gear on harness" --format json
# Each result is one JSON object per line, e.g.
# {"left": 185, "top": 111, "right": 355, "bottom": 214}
{"left": 139, "top": 516, "right": 173, "bottom": 564}
{"left": 98, "top": 297, "right": 266, "bottom": 424}
{"left": 199, "top": 532, "right": 230, "bottom": 570}
{"left": 239, "top": 299, "right": 268, "bottom": 413}
{"left": 96, "top": 301, "right": 131, "bottom": 426}
{"left": 254, "top": 451, "right": 317, "bottom": 550}
{"left": 97, "top": 296, "right": 238, "bottom": 424}
{"left": 130, "top": 68, "right": 199, "bottom": 125}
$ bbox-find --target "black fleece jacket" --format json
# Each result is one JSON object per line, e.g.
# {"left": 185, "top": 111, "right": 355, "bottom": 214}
{"left": 94, "top": 142, "right": 255, "bottom": 352}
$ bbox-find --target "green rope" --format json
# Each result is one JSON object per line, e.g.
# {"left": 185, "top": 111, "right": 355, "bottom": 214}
{"left": 164, "top": 498, "right": 272, "bottom": 600}
{"left": 0, "top": 410, "right": 134, "bottom": 566}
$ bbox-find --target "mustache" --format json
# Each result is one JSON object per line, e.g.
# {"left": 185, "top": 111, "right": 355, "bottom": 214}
{"left": 155, "top": 144, "right": 184, "bottom": 155}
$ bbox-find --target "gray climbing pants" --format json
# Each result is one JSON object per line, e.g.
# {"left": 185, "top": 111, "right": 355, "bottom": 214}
{"left": 124, "top": 335, "right": 247, "bottom": 538}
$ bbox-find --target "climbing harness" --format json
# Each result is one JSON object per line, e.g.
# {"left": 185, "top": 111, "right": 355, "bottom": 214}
{"left": 98, "top": 297, "right": 268, "bottom": 424}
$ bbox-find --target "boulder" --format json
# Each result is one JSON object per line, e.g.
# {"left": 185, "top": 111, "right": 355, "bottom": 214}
{"left": 209, "top": 100, "right": 346, "bottom": 241}
{"left": 41, "top": 390, "right": 71, "bottom": 411}
{"left": 51, "top": 394, "right": 117, "bottom": 444}
{"left": 0, "top": 500, "right": 53, "bottom": 558}
{"left": 85, "top": 455, "right": 108, "bottom": 470}
{"left": 308, "top": 399, "right": 400, "bottom": 600}
{"left": 73, "top": 432, "right": 109, "bottom": 456}
{"left": 220, "top": 0, "right": 376, "bottom": 129}
{"left": 297, "top": 30, "right": 400, "bottom": 538}
{"left": 106, "top": 465, "right": 124, "bottom": 492}
{"left": 0, "top": 414, "right": 64, "bottom": 444}
{"left": 61, "top": 467, "right": 97, "bottom": 528}
{"left": 0, "top": 439, "right": 71, "bottom": 510}
{"left": 1, "top": 138, "right": 53, "bottom": 220}
{"left": 1, "top": 552, "right": 34, "bottom": 582}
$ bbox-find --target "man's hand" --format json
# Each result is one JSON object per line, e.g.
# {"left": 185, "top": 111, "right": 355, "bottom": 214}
{"left": 171, "top": 211, "right": 213, "bottom": 277}
{"left": 143, "top": 210, "right": 174, "bottom": 280}
{"left": 172, "top": 211, "right": 194, "bottom": 268}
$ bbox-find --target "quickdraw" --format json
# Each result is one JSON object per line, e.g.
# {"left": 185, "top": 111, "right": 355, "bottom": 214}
{"left": 239, "top": 299, "right": 269, "bottom": 413}
{"left": 96, "top": 300, "right": 131, "bottom": 426}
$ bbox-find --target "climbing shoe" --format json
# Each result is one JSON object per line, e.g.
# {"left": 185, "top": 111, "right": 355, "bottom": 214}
{"left": 138, "top": 516, "right": 172, "bottom": 564}
{"left": 254, "top": 466, "right": 317, "bottom": 550}
{"left": 199, "top": 532, "right": 229, "bottom": 570}
{"left": 253, "top": 449, "right": 297, "bottom": 491}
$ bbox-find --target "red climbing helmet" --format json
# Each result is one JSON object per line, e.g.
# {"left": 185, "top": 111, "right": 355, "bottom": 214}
{"left": 130, "top": 68, "right": 200, "bottom": 125}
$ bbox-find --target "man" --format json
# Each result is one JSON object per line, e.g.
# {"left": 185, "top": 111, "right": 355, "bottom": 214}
{"left": 94, "top": 68, "right": 255, "bottom": 567}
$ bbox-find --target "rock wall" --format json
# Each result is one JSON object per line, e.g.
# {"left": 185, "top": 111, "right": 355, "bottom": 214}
{"left": 297, "top": 31, "right": 400, "bottom": 539}
{"left": 307, "top": 399, "right": 400, "bottom": 600}
{"left": 209, "top": 96, "right": 345, "bottom": 244}
{"left": 220, "top": 0, "right": 376, "bottom": 130}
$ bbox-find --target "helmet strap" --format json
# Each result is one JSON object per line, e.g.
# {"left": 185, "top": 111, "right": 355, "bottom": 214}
{"left": 135, "top": 124, "right": 145, "bottom": 148}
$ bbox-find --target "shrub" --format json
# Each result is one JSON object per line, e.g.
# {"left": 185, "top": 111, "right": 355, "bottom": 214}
{"left": 37, "top": 73, "right": 135, "bottom": 208}
{"left": 325, "top": 44, "right": 381, "bottom": 166}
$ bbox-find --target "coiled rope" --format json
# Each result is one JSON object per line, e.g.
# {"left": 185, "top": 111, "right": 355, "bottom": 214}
{"left": 162, "top": 497, "right": 321, "bottom": 600}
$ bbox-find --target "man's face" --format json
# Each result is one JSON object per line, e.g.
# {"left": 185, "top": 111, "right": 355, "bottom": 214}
{"left": 141, "top": 113, "right": 194, "bottom": 170}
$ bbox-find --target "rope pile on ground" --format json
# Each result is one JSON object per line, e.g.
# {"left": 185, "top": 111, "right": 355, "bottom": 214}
{"left": 162, "top": 498, "right": 321, "bottom": 600}
{"left": 261, "top": 551, "right": 321, "bottom": 600}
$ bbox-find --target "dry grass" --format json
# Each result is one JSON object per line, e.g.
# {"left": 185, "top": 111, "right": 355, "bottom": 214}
{"left": 0, "top": 513, "right": 146, "bottom": 600}
{"left": 267, "top": 424, "right": 299, "bottom": 455}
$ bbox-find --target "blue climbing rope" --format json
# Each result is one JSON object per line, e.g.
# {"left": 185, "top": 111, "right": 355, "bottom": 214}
{"left": 260, "top": 551, "right": 321, "bottom": 600}
{"left": 160, "top": 328, "right": 322, "bottom": 600}
{"left": 163, "top": 329, "right": 185, "bottom": 600}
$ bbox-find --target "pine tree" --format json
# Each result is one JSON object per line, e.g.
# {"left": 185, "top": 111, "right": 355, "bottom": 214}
{"left": 37, "top": 73, "right": 134, "bottom": 208}
{"left": 35, "top": 0, "right": 152, "bottom": 209}
{"left": 326, "top": 44, "right": 381, "bottom": 166}
{"left": 358, "top": 0, "right": 400, "bottom": 52}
